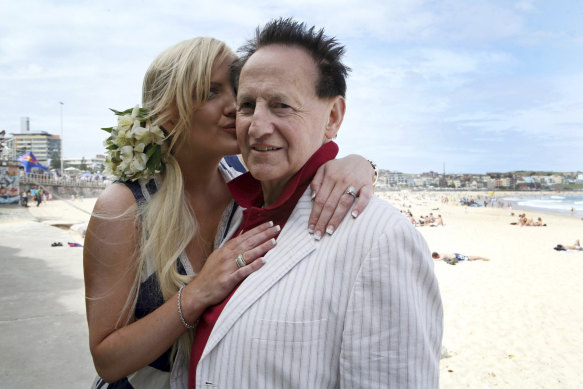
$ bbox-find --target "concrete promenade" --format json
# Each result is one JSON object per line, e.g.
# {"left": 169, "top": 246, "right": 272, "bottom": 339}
{"left": 0, "top": 200, "right": 97, "bottom": 388}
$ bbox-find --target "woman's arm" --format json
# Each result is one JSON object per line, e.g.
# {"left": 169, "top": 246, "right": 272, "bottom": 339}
{"left": 308, "top": 154, "right": 376, "bottom": 239}
{"left": 84, "top": 184, "right": 278, "bottom": 383}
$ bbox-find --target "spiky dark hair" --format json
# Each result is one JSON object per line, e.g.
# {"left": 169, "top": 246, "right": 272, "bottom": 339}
{"left": 232, "top": 17, "right": 350, "bottom": 98}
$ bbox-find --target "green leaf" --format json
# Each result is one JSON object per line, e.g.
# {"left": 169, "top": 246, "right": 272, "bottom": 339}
{"left": 110, "top": 108, "right": 134, "bottom": 116}
{"left": 106, "top": 144, "right": 117, "bottom": 150}
{"left": 101, "top": 127, "right": 114, "bottom": 133}
{"left": 146, "top": 146, "right": 162, "bottom": 173}
{"left": 145, "top": 144, "right": 157, "bottom": 157}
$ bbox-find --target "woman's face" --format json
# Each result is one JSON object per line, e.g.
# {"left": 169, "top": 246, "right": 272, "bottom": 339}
{"left": 176, "top": 56, "right": 238, "bottom": 161}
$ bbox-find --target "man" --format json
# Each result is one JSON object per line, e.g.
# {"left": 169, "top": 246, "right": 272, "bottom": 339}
{"left": 189, "top": 18, "right": 443, "bottom": 388}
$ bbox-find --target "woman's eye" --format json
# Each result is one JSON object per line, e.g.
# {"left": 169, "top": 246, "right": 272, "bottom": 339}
{"left": 208, "top": 88, "right": 219, "bottom": 99}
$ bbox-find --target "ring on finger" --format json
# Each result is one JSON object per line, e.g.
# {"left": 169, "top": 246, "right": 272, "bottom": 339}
{"left": 235, "top": 253, "right": 247, "bottom": 268}
{"left": 344, "top": 185, "right": 358, "bottom": 199}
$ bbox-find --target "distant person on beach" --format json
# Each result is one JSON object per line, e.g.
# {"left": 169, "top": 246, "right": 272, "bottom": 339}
{"left": 34, "top": 187, "right": 42, "bottom": 207}
{"left": 83, "top": 36, "right": 376, "bottom": 388}
{"left": 432, "top": 252, "right": 490, "bottom": 265}
{"left": 554, "top": 240, "right": 581, "bottom": 251}
{"left": 513, "top": 214, "right": 546, "bottom": 227}
{"left": 430, "top": 214, "right": 444, "bottom": 227}
{"left": 20, "top": 191, "right": 28, "bottom": 207}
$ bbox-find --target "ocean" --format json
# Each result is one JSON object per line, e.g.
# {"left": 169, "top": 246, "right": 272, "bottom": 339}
{"left": 502, "top": 194, "right": 583, "bottom": 218}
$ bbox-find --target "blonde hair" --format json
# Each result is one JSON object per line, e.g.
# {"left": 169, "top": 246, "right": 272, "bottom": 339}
{"left": 133, "top": 37, "right": 234, "bottom": 359}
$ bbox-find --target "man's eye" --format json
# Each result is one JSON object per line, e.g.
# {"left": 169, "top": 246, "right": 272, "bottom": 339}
{"left": 238, "top": 102, "right": 255, "bottom": 113}
{"left": 272, "top": 103, "right": 291, "bottom": 110}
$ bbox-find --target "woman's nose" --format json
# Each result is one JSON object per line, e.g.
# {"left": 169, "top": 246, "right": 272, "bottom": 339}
{"left": 224, "top": 88, "right": 236, "bottom": 117}
{"left": 224, "top": 99, "right": 236, "bottom": 118}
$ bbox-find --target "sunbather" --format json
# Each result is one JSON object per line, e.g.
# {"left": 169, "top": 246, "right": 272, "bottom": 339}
{"left": 554, "top": 240, "right": 582, "bottom": 251}
{"left": 432, "top": 252, "right": 490, "bottom": 265}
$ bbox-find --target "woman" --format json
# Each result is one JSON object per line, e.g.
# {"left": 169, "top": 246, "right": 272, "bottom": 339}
{"left": 84, "top": 37, "right": 375, "bottom": 388}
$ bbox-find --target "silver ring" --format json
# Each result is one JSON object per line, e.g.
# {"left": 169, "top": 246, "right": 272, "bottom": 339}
{"left": 235, "top": 253, "right": 247, "bottom": 268}
{"left": 344, "top": 185, "right": 358, "bottom": 199}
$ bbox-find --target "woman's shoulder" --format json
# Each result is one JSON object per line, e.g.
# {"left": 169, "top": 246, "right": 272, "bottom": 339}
{"left": 93, "top": 182, "right": 139, "bottom": 216}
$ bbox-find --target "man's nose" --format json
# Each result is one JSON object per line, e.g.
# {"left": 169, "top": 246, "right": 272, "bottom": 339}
{"left": 248, "top": 104, "right": 273, "bottom": 138}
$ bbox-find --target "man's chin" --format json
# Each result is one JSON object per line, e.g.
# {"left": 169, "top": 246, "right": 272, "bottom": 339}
{"left": 247, "top": 164, "right": 285, "bottom": 181}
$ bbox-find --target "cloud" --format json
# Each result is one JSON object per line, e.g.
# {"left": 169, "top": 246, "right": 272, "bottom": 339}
{"left": 1, "top": 0, "right": 581, "bottom": 174}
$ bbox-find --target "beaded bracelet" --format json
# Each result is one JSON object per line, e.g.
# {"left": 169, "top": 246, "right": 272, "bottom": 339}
{"left": 177, "top": 285, "right": 197, "bottom": 329}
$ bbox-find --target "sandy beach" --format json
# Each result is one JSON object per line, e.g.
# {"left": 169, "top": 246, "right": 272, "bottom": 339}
{"left": 2, "top": 191, "right": 583, "bottom": 388}
{"left": 379, "top": 191, "right": 583, "bottom": 388}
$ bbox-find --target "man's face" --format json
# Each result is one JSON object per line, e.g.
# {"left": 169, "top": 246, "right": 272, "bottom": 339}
{"left": 236, "top": 45, "right": 336, "bottom": 190}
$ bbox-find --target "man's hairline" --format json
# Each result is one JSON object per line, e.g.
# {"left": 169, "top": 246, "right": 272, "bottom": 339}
{"left": 237, "top": 43, "right": 338, "bottom": 104}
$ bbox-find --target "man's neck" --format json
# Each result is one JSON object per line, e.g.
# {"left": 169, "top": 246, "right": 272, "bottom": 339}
{"left": 261, "top": 177, "right": 292, "bottom": 207}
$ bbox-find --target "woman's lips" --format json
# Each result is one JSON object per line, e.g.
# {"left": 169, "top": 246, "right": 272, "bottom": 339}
{"left": 222, "top": 125, "right": 236, "bottom": 135}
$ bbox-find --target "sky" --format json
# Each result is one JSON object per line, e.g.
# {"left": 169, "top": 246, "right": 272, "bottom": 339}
{"left": 1, "top": 0, "right": 582, "bottom": 174}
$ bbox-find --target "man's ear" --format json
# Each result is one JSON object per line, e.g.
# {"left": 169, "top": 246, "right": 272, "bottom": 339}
{"left": 324, "top": 96, "right": 346, "bottom": 140}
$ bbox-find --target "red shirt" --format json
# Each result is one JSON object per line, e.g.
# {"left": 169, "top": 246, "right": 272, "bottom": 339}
{"left": 188, "top": 141, "right": 338, "bottom": 388}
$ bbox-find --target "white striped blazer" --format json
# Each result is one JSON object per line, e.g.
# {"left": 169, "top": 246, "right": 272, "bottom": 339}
{"left": 194, "top": 189, "right": 443, "bottom": 388}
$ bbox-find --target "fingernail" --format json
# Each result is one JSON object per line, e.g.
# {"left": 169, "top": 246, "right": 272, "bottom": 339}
{"left": 268, "top": 221, "right": 274, "bottom": 227}
{"left": 311, "top": 191, "right": 316, "bottom": 200}
{"left": 260, "top": 257, "right": 267, "bottom": 264}
{"left": 326, "top": 225, "right": 334, "bottom": 235}
{"left": 314, "top": 231, "right": 322, "bottom": 241}
{"left": 351, "top": 210, "right": 359, "bottom": 218}
{"left": 308, "top": 225, "right": 315, "bottom": 234}
{"left": 270, "top": 238, "right": 277, "bottom": 246}
{"left": 274, "top": 225, "right": 281, "bottom": 232}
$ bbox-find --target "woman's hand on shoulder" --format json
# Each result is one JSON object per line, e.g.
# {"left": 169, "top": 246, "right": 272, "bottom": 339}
{"left": 309, "top": 154, "right": 374, "bottom": 239}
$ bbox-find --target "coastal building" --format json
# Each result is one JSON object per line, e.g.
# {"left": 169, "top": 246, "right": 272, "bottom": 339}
{"left": 385, "top": 171, "right": 407, "bottom": 186}
{"left": 550, "top": 175, "right": 565, "bottom": 185}
{"left": 9, "top": 131, "right": 61, "bottom": 165}
{"left": 64, "top": 155, "right": 106, "bottom": 172}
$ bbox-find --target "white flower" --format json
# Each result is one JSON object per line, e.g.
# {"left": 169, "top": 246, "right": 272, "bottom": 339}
{"left": 134, "top": 142, "right": 146, "bottom": 153}
{"left": 120, "top": 145, "right": 134, "bottom": 161}
{"left": 131, "top": 152, "right": 149, "bottom": 172}
{"left": 118, "top": 115, "right": 134, "bottom": 130}
{"left": 102, "top": 105, "right": 164, "bottom": 181}
{"left": 149, "top": 125, "right": 165, "bottom": 144}
{"left": 131, "top": 123, "right": 150, "bottom": 144}
{"left": 113, "top": 128, "right": 130, "bottom": 147}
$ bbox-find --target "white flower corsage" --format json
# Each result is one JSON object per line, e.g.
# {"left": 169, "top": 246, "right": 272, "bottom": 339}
{"left": 101, "top": 105, "right": 165, "bottom": 181}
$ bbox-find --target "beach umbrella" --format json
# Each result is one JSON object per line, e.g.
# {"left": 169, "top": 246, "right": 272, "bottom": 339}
{"left": 18, "top": 151, "right": 48, "bottom": 173}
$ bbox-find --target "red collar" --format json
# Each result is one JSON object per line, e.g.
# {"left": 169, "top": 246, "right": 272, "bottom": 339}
{"left": 228, "top": 141, "right": 339, "bottom": 234}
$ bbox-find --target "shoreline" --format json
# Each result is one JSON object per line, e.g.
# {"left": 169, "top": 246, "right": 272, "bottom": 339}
{"left": 376, "top": 189, "right": 583, "bottom": 218}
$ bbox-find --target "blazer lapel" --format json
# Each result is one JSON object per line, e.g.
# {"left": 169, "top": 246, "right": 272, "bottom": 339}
{"left": 200, "top": 189, "right": 316, "bottom": 360}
